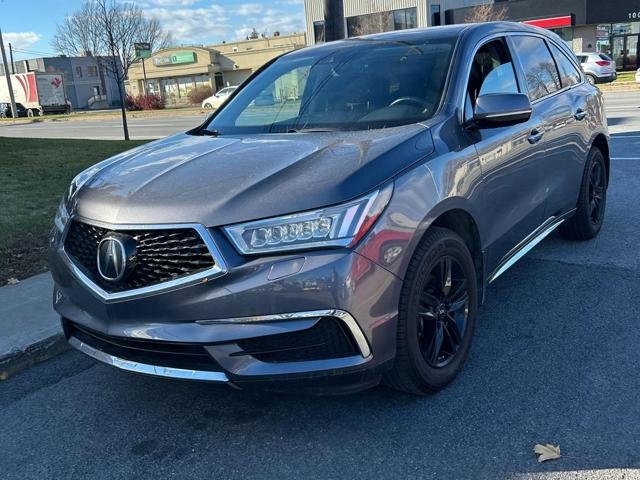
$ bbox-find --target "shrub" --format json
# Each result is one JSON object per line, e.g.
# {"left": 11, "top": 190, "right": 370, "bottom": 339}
{"left": 125, "top": 94, "right": 165, "bottom": 111}
{"left": 187, "top": 86, "right": 213, "bottom": 105}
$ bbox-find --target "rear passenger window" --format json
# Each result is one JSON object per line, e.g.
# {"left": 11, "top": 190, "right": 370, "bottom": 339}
{"left": 511, "top": 36, "right": 561, "bottom": 101}
{"left": 549, "top": 43, "right": 581, "bottom": 87}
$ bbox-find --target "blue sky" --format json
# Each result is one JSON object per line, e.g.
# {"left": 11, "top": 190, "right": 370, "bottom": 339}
{"left": 0, "top": 0, "right": 306, "bottom": 60}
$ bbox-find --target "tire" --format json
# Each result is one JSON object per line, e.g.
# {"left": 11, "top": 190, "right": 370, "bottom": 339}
{"left": 384, "top": 227, "right": 478, "bottom": 395}
{"left": 586, "top": 74, "right": 596, "bottom": 85}
{"left": 559, "top": 147, "right": 607, "bottom": 241}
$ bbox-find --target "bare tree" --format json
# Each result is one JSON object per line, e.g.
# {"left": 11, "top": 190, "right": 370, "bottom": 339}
{"left": 51, "top": 0, "right": 172, "bottom": 140}
{"left": 464, "top": 3, "right": 508, "bottom": 23}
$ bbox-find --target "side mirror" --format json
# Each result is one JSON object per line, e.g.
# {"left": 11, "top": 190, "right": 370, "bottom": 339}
{"left": 473, "top": 93, "right": 532, "bottom": 127}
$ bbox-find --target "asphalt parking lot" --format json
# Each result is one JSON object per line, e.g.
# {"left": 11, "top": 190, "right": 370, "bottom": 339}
{"left": 1, "top": 98, "right": 640, "bottom": 480}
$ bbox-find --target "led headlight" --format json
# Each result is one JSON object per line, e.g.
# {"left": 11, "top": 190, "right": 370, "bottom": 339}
{"left": 224, "top": 183, "right": 393, "bottom": 254}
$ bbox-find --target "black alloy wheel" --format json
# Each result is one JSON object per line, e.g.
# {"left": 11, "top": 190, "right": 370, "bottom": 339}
{"left": 418, "top": 255, "right": 469, "bottom": 368}
{"left": 588, "top": 159, "right": 605, "bottom": 225}
{"left": 385, "top": 227, "right": 478, "bottom": 395}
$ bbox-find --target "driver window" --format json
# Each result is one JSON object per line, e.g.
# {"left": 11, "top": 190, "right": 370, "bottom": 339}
{"left": 465, "top": 38, "right": 519, "bottom": 123}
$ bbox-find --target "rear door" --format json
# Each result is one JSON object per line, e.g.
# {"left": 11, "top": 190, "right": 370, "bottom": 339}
{"left": 509, "top": 34, "right": 573, "bottom": 219}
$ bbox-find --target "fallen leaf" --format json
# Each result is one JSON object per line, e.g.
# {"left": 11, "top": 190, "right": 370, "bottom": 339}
{"left": 6, "top": 277, "right": 20, "bottom": 285}
{"left": 534, "top": 443, "right": 561, "bottom": 463}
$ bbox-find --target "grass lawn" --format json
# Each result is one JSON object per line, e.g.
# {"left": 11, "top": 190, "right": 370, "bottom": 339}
{"left": 0, "top": 137, "right": 147, "bottom": 284}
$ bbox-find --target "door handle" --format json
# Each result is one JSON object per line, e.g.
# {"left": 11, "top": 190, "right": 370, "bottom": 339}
{"left": 527, "top": 128, "right": 544, "bottom": 144}
{"left": 574, "top": 108, "right": 587, "bottom": 121}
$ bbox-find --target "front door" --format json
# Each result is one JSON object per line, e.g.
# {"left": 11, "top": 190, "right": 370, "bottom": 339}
{"left": 612, "top": 34, "right": 640, "bottom": 70}
{"left": 463, "top": 37, "right": 548, "bottom": 275}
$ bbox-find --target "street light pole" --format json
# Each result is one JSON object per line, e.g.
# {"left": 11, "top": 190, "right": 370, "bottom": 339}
{"left": 0, "top": 27, "right": 18, "bottom": 119}
{"left": 9, "top": 42, "right": 15, "bottom": 73}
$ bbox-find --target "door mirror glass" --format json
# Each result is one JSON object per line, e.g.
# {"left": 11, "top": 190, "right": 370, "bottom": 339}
{"left": 473, "top": 93, "right": 532, "bottom": 127}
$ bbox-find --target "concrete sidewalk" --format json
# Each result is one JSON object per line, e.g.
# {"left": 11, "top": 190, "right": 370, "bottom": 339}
{"left": 0, "top": 273, "right": 67, "bottom": 379}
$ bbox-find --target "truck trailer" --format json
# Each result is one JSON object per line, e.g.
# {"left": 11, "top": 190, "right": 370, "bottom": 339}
{"left": 0, "top": 72, "right": 70, "bottom": 116}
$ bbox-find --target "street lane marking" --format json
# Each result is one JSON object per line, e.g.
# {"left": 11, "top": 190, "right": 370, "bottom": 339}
{"left": 611, "top": 157, "right": 640, "bottom": 160}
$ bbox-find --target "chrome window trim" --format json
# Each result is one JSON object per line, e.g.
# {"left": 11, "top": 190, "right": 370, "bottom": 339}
{"left": 60, "top": 217, "right": 228, "bottom": 303}
{"left": 68, "top": 336, "right": 229, "bottom": 382}
{"left": 196, "top": 309, "right": 372, "bottom": 358}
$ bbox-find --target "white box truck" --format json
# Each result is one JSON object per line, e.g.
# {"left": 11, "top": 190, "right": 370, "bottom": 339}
{"left": 0, "top": 72, "right": 70, "bottom": 116}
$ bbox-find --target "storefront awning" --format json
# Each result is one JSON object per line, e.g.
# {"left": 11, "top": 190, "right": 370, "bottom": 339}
{"left": 523, "top": 15, "right": 573, "bottom": 29}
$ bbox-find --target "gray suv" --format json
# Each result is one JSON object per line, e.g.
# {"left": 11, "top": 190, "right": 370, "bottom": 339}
{"left": 50, "top": 22, "right": 609, "bottom": 395}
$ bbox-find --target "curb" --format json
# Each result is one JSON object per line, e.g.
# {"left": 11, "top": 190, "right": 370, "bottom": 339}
{"left": 0, "top": 333, "right": 69, "bottom": 380}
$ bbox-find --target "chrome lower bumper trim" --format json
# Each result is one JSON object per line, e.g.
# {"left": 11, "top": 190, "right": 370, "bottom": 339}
{"left": 68, "top": 336, "right": 229, "bottom": 382}
{"left": 196, "top": 309, "right": 372, "bottom": 358}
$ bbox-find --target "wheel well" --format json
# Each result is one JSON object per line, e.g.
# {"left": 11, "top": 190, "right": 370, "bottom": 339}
{"left": 431, "top": 209, "right": 484, "bottom": 300}
{"left": 592, "top": 134, "right": 610, "bottom": 184}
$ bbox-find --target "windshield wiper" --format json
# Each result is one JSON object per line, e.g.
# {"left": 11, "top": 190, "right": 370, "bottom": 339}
{"left": 286, "top": 128, "right": 337, "bottom": 133}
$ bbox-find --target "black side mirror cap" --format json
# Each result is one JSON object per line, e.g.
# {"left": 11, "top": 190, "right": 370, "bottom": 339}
{"left": 473, "top": 93, "right": 532, "bottom": 127}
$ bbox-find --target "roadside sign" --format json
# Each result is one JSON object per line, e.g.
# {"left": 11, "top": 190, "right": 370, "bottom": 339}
{"left": 135, "top": 42, "right": 152, "bottom": 59}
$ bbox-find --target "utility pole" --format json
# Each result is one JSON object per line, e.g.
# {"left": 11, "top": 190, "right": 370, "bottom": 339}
{"left": 8, "top": 42, "right": 15, "bottom": 73}
{"left": 0, "top": 28, "right": 18, "bottom": 119}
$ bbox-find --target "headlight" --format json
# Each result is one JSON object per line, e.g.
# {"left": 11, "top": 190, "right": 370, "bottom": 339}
{"left": 224, "top": 183, "right": 393, "bottom": 254}
{"left": 53, "top": 197, "right": 70, "bottom": 232}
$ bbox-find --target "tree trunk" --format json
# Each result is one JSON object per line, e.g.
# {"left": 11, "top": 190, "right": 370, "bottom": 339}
{"left": 116, "top": 79, "right": 130, "bottom": 141}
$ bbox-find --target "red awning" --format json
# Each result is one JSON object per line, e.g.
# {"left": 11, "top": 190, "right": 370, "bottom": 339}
{"left": 523, "top": 15, "right": 573, "bottom": 29}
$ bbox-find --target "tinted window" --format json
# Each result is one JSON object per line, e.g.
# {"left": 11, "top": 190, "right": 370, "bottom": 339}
{"left": 599, "top": 53, "right": 612, "bottom": 61}
{"left": 577, "top": 55, "right": 587, "bottom": 63}
{"left": 465, "top": 39, "right": 519, "bottom": 122}
{"left": 512, "top": 36, "right": 561, "bottom": 101}
{"left": 206, "top": 38, "right": 456, "bottom": 134}
{"left": 549, "top": 43, "right": 581, "bottom": 87}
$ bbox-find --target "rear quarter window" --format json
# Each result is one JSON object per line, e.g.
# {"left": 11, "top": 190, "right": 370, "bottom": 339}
{"left": 549, "top": 43, "right": 582, "bottom": 87}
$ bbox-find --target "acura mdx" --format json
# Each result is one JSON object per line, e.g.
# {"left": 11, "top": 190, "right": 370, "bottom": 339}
{"left": 50, "top": 22, "right": 609, "bottom": 394}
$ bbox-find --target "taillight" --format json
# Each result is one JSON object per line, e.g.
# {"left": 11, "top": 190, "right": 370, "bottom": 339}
{"left": 595, "top": 61, "right": 610, "bottom": 67}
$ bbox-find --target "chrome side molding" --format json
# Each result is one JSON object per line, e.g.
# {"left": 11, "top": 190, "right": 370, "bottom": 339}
{"left": 488, "top": 211, "right": 575, "bottom": 283}
{"left": 197, "top": 309, "right": 372, "bottom": 358}
{"left": 68, "top": 336, "right": 230, "bottom": 382}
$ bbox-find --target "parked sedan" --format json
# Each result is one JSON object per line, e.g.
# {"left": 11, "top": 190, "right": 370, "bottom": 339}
{"left": 577, "top": 52, "right": 617, "bottom": 84}
{"left": 201, "top": 86, "right": 238, "bottom": 109}
{"left": 0, "top": 102, "right": 28, "bottom": 118}
{"left": 50, "top": 22, "right": 609, "bottom": 395}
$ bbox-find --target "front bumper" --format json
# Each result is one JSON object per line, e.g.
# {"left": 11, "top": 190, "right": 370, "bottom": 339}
{"left": 50, "top": 225, "right": 402, "bottom": 393}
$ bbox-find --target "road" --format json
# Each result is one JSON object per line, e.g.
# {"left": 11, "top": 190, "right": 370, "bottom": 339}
{"left": 0, "top": 90, "right": 638, "bottom": 140}
{"left": 2, "top": 97, "right": 640, "bottom": 480}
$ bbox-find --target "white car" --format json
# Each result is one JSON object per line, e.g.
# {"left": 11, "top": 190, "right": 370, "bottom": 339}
{"left": 636, "top": 68, "right": 640, "bottom": 83}
{"left": 201, "top": 86, "right": 238, "bottom": 109}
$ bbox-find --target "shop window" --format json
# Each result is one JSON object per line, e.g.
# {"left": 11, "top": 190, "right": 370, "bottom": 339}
{"left": 313, "top": 21, "right": 325, "bottom": 43}
{"left": 346, "top": 8, "right": 417, "bottom": 37}
{"left": 430, "top": 4, "right": 441, "bottom": 26}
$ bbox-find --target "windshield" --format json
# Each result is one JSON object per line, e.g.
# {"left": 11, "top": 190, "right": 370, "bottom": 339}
{"left": 203, "top": 38, "right": 456, "bottom": 134}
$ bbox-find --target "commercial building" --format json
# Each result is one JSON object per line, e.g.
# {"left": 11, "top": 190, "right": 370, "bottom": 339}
{"left": 305, "top": 0, "right": 640, "bottom": 70}
{"left": 1, "top": 55, "right": 123, "bottom": 109}
{"left": 126, "top": 33, "right": 306, "bottom": 106}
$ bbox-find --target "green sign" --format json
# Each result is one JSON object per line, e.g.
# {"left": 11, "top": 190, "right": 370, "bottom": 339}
{"left": 135, "top": 42, "right": 152, "bottom": 59}
{"left": 153, "top": 52, "right": 196, "bottom": 67}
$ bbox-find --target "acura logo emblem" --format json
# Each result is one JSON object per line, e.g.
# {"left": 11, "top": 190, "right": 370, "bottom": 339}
{"left": 97, "top": 234, "right": 137, "bottom": 282}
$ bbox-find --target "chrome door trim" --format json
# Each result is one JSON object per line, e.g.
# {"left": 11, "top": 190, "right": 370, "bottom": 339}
{"left": 68, "top": 336, "right": 229, "bottom": 382}
{"left": 197, "top": 309, "right": 372, "bottom": 358}
{"left": 60, "top": 217, "right": 228, "bottom": 303}
{"left": 488, "top": 210, "right": 575, "bottom": 283}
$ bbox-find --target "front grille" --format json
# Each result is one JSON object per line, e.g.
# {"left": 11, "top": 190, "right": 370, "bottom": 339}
{"left": 65, "top": 320, "right": 223, "bottom": 372}
{"left": 236, "top": 317, "right": 359, "bottom": 363}
{"left": 64, "top": 220, "right": 215, "bottom": 292}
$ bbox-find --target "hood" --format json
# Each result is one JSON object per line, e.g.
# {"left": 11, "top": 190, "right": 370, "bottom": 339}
{"left": 72, "top": 125, "right": 434, "bottom": 227}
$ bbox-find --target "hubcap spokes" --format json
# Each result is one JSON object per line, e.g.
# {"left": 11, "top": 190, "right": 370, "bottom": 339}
{"left": 417, "top": 255, "right": 469, "bottom": 368}
{"left": 588, "top": 162, "right": 605, "bottom": 224}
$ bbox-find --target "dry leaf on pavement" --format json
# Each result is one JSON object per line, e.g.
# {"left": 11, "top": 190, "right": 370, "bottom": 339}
{"left": 534, "top": 443, "right": 561, "bottom": 463}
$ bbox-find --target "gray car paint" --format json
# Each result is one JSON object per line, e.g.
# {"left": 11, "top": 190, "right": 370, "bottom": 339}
{"left": 50, "top": 22, "right": 609, "bottom": 392}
